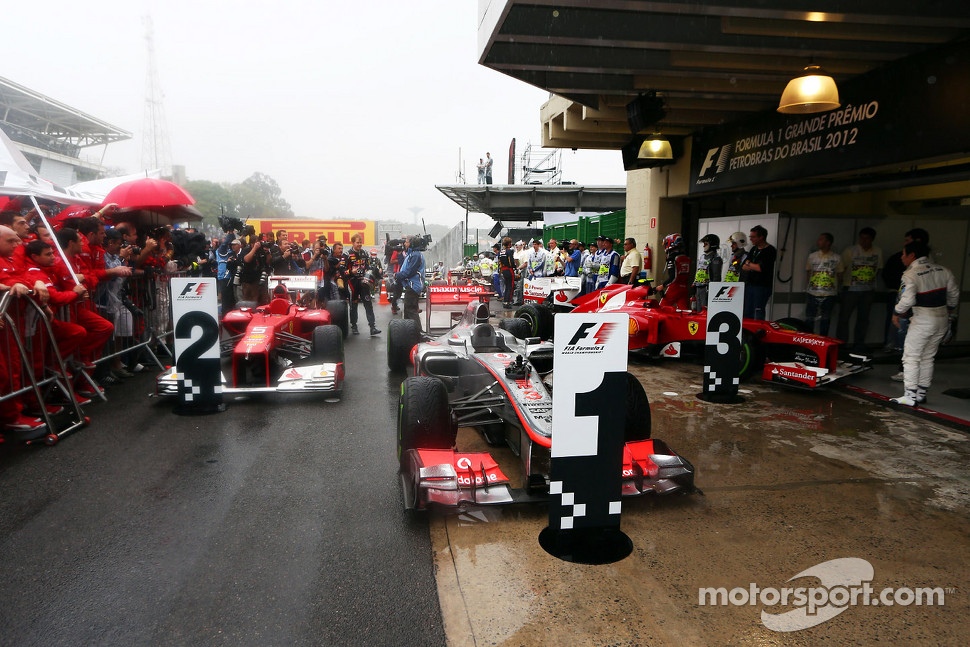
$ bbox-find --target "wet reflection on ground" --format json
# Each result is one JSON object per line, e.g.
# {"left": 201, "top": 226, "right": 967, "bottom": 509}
{"left": 431, "top": 360, "right": 970, "bottom": 646}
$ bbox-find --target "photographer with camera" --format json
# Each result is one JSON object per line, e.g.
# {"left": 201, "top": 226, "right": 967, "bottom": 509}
{"left": 395, "top": 235, "right": 426, "bottom": 332}
{"left": 239, "top": 227, "right": 273, "bottom": 306}
{"left": 269, "top": 229, "right": 306, "bottom": 276}
{"left": 346, "top": 233, "right": 381, "bottom": 336}
{"left": 307, "top": 238, "right": 336, "bottom": 305}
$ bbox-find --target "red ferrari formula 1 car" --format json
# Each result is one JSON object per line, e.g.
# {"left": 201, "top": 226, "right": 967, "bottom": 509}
{"left": 550, "top": 284, "right": 871, "bottom": 389}
{"left": 157, "top": 283, "right": 349, "bottom": 398}
{"left": 385, "top": 300, "right": 696, "bottom": 511}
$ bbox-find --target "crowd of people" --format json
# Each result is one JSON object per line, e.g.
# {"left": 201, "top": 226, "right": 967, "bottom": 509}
{"left": 2, "top": 201, "right": 958, "bottom": 441}
{"left": 0, "top": 201, "right": 199, "bottom": 439}
{"left": 213, "top": 223, "right": 429, "bottom": 336}
{"left": 0, "top": 204, "right": 437, "bottom": 440}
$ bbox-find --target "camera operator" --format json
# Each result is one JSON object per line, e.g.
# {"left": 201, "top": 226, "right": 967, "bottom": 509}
{"left": 395, "top": 235, "right": 426, "bottom": 332}
{"left": 217, "top": 238, "right": 242, "bottom": 312}
{"left": 346, "top": 233, "right": 381, "bottom": 336}
{"left": 239, "top": 229, "right": 273, "bottom": 305}
{"left": 269, "top": 229, "right": 305, "bottom": 276}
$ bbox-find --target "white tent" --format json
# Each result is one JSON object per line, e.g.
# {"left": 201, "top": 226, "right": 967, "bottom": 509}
{"left": 68, "top": 170, "right": 163, "bottom": 203}
{"left": 0, "top": 126, "right": 100, "bottom": 205}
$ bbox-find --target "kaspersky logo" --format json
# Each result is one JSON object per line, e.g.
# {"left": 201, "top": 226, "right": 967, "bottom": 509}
{"left": 177, "top": 282, "right": 208, "bottom": 300}
{"left": 697, "top": 144, "right": 733, "bottom": 184}
{"left": 711, "top": 285, "right": 740, "bottom": 302}
{"left": 562, "top": 322, "right": 617, "bottom": 355}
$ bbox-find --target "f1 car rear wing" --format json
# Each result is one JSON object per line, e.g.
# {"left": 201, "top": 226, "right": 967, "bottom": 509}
{"left": 424, "top": 285, "right": 493, "bottom": 333}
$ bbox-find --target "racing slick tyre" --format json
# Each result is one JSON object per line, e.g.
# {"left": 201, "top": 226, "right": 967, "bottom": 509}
{"left": 514, "top": 303, "right": 554, "bottom": 340}
{"left": 311, "top": 325, "right": 344, "bottom": 364}
{"left": 498, "top": 317, "right": 531, "bottom": 340}
{"left": 398, "top": 376, "right": 456, "bottom": 467}
{"left": 738, "top": 330, "right": 763, "bottom": 380}
{"left": 775, "top": 317, "right": 811, "bottom": 333}
{"left": 387, "top": 318, "right": 420, "bottom": 373}
{"left": 325, "top": 299, "right": 350, "bottom": 338}
{"left": 625, "top": 372, "right": 652, "bottom": 441}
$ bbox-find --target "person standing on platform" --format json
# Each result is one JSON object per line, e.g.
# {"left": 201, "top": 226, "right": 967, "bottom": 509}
{"left": 837, "top": 227, "right": 882, "bottom": 352}
{"left": 724, "top": 232, "right": 748, "bottom": 283}
{"left": 693, "top": 234, "right": 723, "bottom": 307}
{"left": 484, "top": 152, "right": 493, "bottom": 185}
{"left": 890, "top": 241, "right": 959, "bottom": 407}
{"left": 804, "top": 232, "right": 843, "bottom": 336}
{"left": 741, "top": 225, "right": 776, "bottom": 320}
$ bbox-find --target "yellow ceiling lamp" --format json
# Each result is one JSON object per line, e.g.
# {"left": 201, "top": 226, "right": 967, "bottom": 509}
{"left": 637, "top": 135, "right": 673, "bottom": 160}
{"left": 777, "top": 65, "right": 840, "bottom": 114}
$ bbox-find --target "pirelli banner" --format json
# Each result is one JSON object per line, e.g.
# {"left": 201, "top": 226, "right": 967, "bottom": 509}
{"left": 690, "top": 39, "right": 970, "bottom": 194}
{"left": 248, "top": 219, "right": 376, "bottom": 247}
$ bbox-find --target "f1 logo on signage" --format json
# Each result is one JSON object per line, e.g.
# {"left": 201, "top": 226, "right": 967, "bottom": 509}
{"left": 697, "top": 144, "right": 733, "bottom": 184}
{"left": 177, "top": 282, "right": 208, "bottom": 300}
{"left": 711, "top": 285, "right": 740, "bottom": 302}
{"left": 563, "top": 322, "right": 618, "bottom": 354}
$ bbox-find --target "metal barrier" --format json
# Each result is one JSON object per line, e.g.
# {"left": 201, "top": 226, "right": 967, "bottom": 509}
{"left": 0, "top": 292, "right": 89, "bottom": 445}
{"left": 0, "top": 266, "right": 186, "bottom": 445}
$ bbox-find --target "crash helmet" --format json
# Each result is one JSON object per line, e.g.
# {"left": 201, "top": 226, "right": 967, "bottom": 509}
{"left": 727, "top": 231, "right": 747, "bottom": 250}
{"left": 700, "top": 233, "right": 720, "bottom": 250}
{"left": 662, "top": 233, "right": 684, "bottom": 254}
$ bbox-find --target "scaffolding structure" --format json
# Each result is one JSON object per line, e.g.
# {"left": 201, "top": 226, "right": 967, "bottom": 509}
{"left": 520, "top": 143, "right": 562, "bottom": 185}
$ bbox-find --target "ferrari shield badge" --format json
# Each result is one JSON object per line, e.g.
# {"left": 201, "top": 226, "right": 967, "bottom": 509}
{"left": 688, "top": 321, "right": 699, "bottom": 336}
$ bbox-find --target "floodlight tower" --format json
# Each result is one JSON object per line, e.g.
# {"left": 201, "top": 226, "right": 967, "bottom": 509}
{"left": 408, "top": 206, "right": 424, "bottom": 226}
{"left": 141, "top": 14, "right": 173, "bottom": 177}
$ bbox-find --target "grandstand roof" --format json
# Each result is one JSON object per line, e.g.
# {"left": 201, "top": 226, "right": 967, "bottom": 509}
{"left": 0, "top": 76, "right": 130, "bottom": 158}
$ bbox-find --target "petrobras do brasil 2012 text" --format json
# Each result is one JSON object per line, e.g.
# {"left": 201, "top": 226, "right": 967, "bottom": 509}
{"left": 729, "top": 101, "right": 879, "bottom": 170}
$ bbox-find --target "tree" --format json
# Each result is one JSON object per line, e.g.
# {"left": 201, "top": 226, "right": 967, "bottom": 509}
{"left": 232, "top": 172, "right": 294, "bottom": 220}
{"left": 184, "top": 179, "right": 235, "bottom": 228}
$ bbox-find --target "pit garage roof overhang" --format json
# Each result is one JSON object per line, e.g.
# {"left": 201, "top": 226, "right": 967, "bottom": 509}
{"left": 0, "top": 76, "right": 131, "bottom": 158}
{"left": 478, "top": 1, "right": 970, "bottom": 151}
{"left": 436, "top": 184, "right": 626, "bottom": 222}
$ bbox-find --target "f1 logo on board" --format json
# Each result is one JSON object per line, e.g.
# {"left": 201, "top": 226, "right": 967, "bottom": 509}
{"left": 563, "top": 322, "right": 618, "bottom": 355}
{"left": 711, "top": 285, "right": 740, "bottom": 302}
{"left": 177, "top": 282, "right": 208, "bottom": 300}
{"left": 697, "top": 144, "right": 733, "bottom": 185}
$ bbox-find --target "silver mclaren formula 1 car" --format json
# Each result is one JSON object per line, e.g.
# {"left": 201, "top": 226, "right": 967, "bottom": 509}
{"left": 385, "top": 301, "right": 696, "bottom": 510}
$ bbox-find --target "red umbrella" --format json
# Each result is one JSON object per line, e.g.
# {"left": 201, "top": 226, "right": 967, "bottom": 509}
{"left": 102, "top": 178, "right": 195, "bottom": 210}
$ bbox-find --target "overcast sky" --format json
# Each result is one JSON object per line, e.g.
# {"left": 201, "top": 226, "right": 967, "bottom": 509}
{"left": 3, "top": 0, "right": 627, "bottom": 228}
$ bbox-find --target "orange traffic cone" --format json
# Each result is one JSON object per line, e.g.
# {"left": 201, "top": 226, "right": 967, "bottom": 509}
{"left": 379, "top": 279, "right": 389, "bottom": 305}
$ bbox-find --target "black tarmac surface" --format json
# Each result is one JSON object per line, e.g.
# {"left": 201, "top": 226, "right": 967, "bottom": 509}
{"left": 0, "top": 334, "right": 444, "bottom": 647}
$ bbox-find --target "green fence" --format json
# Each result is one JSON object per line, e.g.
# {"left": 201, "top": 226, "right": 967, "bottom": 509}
{"left": 543, "top": 210, "right": 626, "bottom": 245}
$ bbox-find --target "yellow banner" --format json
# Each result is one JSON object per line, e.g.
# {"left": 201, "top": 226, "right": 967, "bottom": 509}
{"left": 249, "top": 219, "right": 376, "bottom": 247}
